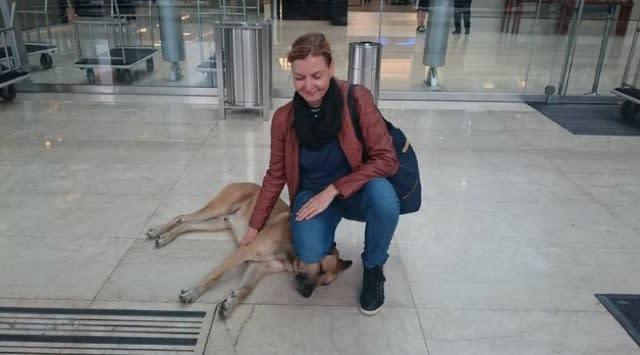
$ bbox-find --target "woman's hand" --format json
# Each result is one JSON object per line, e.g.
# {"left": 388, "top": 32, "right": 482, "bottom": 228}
{"left": 295, "top": 185, "right": 339, "bottom": 221}
{"left": 240, "top": 227, "right": 259, "bottom": 246}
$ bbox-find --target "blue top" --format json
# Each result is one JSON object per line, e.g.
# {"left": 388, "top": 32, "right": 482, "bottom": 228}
{"left": 299, "top": 138, "right": 351, "bottom": 193}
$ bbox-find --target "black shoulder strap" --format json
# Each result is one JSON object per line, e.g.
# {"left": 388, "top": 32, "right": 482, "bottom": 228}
{"left": 347, "top": 84, "right": 364, "bottom": 143}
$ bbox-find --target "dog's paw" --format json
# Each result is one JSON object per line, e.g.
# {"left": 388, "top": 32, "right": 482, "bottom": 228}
{"left": 179, "top": 287, "right": 201, "bottom": 304}
{"left": 218, "top": 291, "right": 238, "bottom": 319}
{"left": 146, "top": 226, "right": 162, "bottom": 240}
{"left": 155, "top": 235, "right": 170, "bottom": 248}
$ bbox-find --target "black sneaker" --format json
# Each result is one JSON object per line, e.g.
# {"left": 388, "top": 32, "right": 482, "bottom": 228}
{"left": 359, "top": 265, "right": 385, "bottom": 315}
{"left": 465, "top": 28, "right": 470, "bottom": 34}
{"left": 452, "top": 29, "right": 461, "bottom": 34}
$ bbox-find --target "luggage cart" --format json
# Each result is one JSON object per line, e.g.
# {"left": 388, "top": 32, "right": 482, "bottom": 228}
{"left": 195, "top": 0, "right": 259, "bottom": 87}
{"left": 0, "top": 1, "right": 30, "bottom": 102}
{"left": 73, "top": 0, "right": 158, "bottom": 84}
{"left": 16, "top": 0, "right": 57, "bottom": 70}
{"left": 612, "top": 20, "right": 640, "bottom": 122}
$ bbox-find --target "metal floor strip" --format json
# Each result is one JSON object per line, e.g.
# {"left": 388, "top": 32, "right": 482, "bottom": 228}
{"left": 0, "top": 306, "right": 210, "bottom": 354}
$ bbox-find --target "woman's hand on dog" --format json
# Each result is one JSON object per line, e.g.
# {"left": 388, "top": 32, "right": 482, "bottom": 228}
{"left": 240, "top": 227, "right": 259, "bottom": 246}
{"left": 295, "top": 184, "right": 339, "bottom": 222}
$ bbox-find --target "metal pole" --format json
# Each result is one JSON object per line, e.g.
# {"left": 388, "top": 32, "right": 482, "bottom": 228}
{"left": 272, "top": 0, "right": 278, "bottom": 20}
{"left": 35, "top": 11, "right": 41, "bottom": 42}
{"left": 215, "top": 23, "right": 225, "bottom": 120}
{"left": 25, "top": 13, "right": 32, "bottom": 42}
{"left": 378, "top": 0, "right": 383, "bottom": 41}
{"left": 587, "top": 4, "right": 614, "bottom": 95}
{"left": 45, "top": 0, "right": 52, "bottom": 46}
{"left": 113, "top": 0, "right": 125, "bottom": 60}
{"left": 558, "top": 0, "right": 586, "bottom": 97}
{"left": 149, "top": 0, "right": 155, "bottom": 47}
{"left": 622, "top": 19, "right": 640, "bottom": 86}
{"left": 522, "top": 0, "right": 544, "bottom": 93}
{"left": 74, "top": 20, "right": 82, "bottom": 59}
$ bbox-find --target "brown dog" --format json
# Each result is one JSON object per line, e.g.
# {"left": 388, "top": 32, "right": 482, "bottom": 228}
{"left": 146, "top": 182, "right": 352, "bottom": 318}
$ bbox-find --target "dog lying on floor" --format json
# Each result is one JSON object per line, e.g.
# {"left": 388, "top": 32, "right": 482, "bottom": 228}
{"left": 146, "top": 182, "right": 352, "bottom": 319}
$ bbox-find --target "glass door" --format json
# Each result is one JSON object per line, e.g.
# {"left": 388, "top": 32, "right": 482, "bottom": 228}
{"left": 526, "top": 0, "right": 637, "bottom": 97}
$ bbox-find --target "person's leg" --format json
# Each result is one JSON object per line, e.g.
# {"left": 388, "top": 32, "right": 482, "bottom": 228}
{"left": 417, "top": 9, "right": 426, "bottom": 30}
{"left": 290, "top": 190, "right": 342, "bottom": 265}
{"left": 453, "top": 7, "right": 462, "bottom": 33}
{"left": 340, "top": 178, "right": 399, "bottom": 268}
{"left": 463, "top": 6, "right": 471, "bottom": 32}
{"left": 339, "top": 178, "right": 399, "bottom": 315}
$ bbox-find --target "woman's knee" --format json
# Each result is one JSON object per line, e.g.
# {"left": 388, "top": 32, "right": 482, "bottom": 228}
{"left": 363, "top": 178, "right": 400, "bottom": 216}
{"left": 290, "top": 207, "right": 338, "bottom": 264}
{"left": 291, "top": 222, "right": 333, "bottom": 263}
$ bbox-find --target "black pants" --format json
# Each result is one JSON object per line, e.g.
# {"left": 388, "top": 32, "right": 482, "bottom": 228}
{"left": 453, "top": 0, "right": 471, "bottom": 30}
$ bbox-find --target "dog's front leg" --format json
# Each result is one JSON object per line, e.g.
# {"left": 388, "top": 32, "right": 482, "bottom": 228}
{"left": 179, "top": 246, "right": 254, "bottom": 304}
{"left": 219, "top": 259, "right": 285, "bottom": 319}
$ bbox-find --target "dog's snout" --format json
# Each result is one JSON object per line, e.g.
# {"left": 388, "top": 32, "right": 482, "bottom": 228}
{"left": 295, "top": 273, "right": 315, "bottom": 298}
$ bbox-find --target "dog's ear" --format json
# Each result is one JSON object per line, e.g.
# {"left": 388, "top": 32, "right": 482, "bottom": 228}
{"left": 339, "top": 259, "right": 353, "bottom": 271}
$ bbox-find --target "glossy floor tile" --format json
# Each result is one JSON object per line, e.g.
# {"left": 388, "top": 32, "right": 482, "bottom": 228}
{"left": 1, "top": 93, "right": 640, "bottom": 354}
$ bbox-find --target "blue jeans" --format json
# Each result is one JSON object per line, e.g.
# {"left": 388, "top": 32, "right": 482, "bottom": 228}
{"left": 291, "top": 178, "right": 399, "bottom": 269}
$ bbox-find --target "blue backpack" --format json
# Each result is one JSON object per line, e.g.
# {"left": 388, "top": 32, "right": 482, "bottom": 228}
{"left": 347, "top": 84, "right": 422, "bottom": 214}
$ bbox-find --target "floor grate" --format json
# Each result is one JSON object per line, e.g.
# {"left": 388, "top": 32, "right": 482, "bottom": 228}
{"left": 0, "top": 306, "right": 210, "bottom": 354}
{"left": 595, "top": 294, "right": 640, "bottom": 348}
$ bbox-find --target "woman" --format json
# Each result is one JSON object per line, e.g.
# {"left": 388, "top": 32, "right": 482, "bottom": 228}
{"left": 240, "top": 33, "right": 400, "bottom": 316}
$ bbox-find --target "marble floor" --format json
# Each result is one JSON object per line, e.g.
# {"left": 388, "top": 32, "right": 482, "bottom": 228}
{"left": 18, "top": 8, "right": 640, "bottom": 96}
{"left": 1, "top": 93, "right": 640, "bottom": 354}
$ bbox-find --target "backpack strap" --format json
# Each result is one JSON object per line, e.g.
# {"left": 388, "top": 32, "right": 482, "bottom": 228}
{"left": 347, "top": 84, "right": 364, "bottom": 143}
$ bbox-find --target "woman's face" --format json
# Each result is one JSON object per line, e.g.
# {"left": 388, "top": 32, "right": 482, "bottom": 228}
{"left": 291, "top": 55, "right": 335, "bottom": 108}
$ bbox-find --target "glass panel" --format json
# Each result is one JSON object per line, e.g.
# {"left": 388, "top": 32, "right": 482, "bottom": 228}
{"left": 526, "top": 0, "right": 637, "bottom": 97}
{"left": 563, "top": 9, "right": 637, "bottom": 96}
{"left": 16, "top": 0, "right": 630, "bottom": 97}
{"left": 523, "top": 0, "right": 570, "bottom": 95}
{"left": 20, "top": 0, "right": 264, "bottom": 88}
{"left": 378, "top": 0, "right": 547, "bottom": 93}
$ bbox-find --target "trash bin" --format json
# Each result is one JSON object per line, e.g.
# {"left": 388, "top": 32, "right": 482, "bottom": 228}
{"left": 348, "top": 41, "right": 382, "bottom": 103}
{"left": 216, "top": 21, "right": 273, "bottom": 120}
{"left": 221, "top": 22, "right": 272, "bottom": 107}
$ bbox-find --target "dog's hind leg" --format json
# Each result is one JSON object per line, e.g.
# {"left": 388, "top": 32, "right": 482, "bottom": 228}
{"left": 218, "top": 260, "right": 286, "bottom": 319}
{"left": 147, "top": 184, "right": 254, "bottom": 240}
{"left": 146, "top": 206, "right": 227, "bottom": 240}
{"left": 155, "top": 218, "right": 230, "bottom": 248}
{"left": 179, "top": 245, "right": 254, "bottom": 304}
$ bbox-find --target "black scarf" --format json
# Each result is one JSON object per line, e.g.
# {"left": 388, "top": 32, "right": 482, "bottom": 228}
{"left": 293, "top": 78, "right": 343, "bottom": 150}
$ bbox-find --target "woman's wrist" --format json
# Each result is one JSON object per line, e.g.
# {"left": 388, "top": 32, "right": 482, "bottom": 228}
{"left": 326, "top": 184, "right": 339, "bottom": 198}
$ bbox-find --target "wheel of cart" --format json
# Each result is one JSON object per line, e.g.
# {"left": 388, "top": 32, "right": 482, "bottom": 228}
{"left": 114, "top": 68, "right": 133, "bottom": 84}
{"left": 72, "top": 0, "right": 158, "bottom": 84}
{"left": 0, "top": 83, "right": 16, "bottom": 101}
{"left": 17, "top": 0, "right": 58, "bottom": 71}
{"left": 86, "top": 68, "right": 95, "bottom": 84}
{"left": 40, "top": 53, "right": 53, "bottom": 69}
{"left": 620, "top": 100, "right": 638, "bottom": 121}
{"left": 1, "top": 1, "right": 31, "bottom": 103}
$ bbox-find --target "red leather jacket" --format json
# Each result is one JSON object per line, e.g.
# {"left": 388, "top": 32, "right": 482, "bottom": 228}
{"left": 249, "top": 80, "right": 399, "bottom": 230}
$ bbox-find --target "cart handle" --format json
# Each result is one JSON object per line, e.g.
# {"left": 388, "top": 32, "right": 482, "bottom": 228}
{"left": 9, "top": 1, "right": 16, "bottom": 26}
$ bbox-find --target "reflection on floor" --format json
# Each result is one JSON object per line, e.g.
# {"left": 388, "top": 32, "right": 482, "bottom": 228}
{"left": 21, "top": 10, "right": 635, "bottom": 95}
{"left": 1, "top": 93, "right": 640, "bottom": 354}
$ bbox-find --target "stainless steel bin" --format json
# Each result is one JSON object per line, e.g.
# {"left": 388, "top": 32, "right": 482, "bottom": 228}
{"left": 348, "top": 41, "right": 382, "bottom": 103}
{"left": 218, "top": 22, "right": 272, "bottom": 108}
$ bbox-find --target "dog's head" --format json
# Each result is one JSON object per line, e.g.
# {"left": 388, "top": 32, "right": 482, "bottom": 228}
{"left": 293, "top": 247, "right": 353, "bottom": 298}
